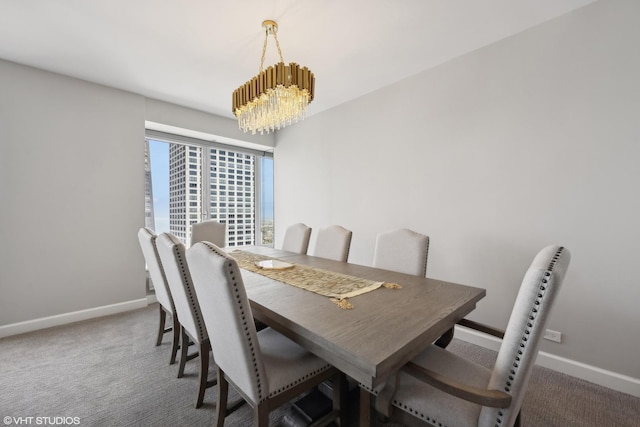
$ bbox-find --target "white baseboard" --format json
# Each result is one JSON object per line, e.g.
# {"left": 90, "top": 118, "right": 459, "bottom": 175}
{"left": 0, "top": 298, "right": 150, "bottom": 339}
{"left": 454, "top": 325, "right": 640, "bottom": 398}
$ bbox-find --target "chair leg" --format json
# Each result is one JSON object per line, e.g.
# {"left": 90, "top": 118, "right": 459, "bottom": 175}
{"left": 215, "top": 367, "right": 228, "bottom": 427}
{"left": 195, "top": 340, "right": 213, "bottom": 408}
{"left": 514, "top": 410, "right": 522, "bottom": 427}
{"left": 254, "top": 402, "right": 269, "bottom": 427}
{"left": 156, "top": 305, "right": 166, "bottom": 346}
{"left": 178, "top": 327, "right": 189, "bottom": 378}
{"left": 169, "top": 313, "right": 180, "bottom": 365}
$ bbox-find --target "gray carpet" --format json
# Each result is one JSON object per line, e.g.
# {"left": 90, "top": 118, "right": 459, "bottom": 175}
{"left": 1, "top": 304, "right": 638, "bottom": 427}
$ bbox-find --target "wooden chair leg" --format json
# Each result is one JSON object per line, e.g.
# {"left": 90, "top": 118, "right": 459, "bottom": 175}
{"left": 178, "top": 327, "right": 189, "bottom": 378}
{"left": 215, "top": 367, "right": 228, "bottom": 427}
{"left": 156, "top": 305, "right": 166, "bottom": 346}
{"left": 196, "top": 340, "right": 213, "bottom": 408}
{"left": 169, "top": 313, "right": 180, "bottom": 365}
{"left": 254, "top": 402, "right": 269, "bottom": 427}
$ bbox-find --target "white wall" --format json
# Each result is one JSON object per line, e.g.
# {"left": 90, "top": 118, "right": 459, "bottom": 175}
{"left": 0, "top": 60, "right": 147, "bottom": 326}
{"left": 145, "top": 98, "right": 275, "bottom": 149}
{"left": 274, "top": 0, "right": 640, "bottom": 384}
{"left": 0, "top": 61, "right": 265, "bottom": 334}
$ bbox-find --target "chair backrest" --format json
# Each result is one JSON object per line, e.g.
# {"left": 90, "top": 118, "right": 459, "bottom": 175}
{"left": 479, "top": 245, "right": 571, "bottom": 427}
{"left": 187, "top": 242, "right": 268, "bottom": 404}
{"left": 372, "top": 228, "right": 430, "bottom": 277}
{"left": 137, "top": 227, "right": 175, "bottom": 314}
{"left": 313, "top": 225, "right": 353, "bottom": 262}
{"left": 156, "top": 232, "right": 208, "bottom": 344}
{"left": 281, "top": 223, "right": 312, "bottom": 254}
{"left": 191, "top": 220, "right": 226, "bottom": 247}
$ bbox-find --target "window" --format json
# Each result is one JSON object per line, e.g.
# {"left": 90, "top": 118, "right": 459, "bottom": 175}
{"left": 145, "top": 133, "right": 273, "bottom": 247}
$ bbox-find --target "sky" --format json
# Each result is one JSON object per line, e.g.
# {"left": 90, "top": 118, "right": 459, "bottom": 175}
{"left": 261, "top": 157, "right": 274, "bottom": 221}
{"left": 148, "top": 139, "right": 273, "bottom": 233}
{"left": 148, "top": 140, "right": 170, "bottom": 233}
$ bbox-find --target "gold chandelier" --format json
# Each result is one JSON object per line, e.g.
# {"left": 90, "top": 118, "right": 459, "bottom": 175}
{"left": 232, "top": 20, "right": 315, "bottom": 135}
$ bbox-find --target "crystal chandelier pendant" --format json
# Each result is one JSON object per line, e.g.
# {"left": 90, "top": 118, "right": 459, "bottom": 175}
{"left": 232, "top": 20, "right": 315, "bottom": 135}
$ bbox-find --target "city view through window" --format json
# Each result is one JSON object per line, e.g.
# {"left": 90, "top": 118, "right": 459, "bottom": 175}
{"left": 144, "top": 138, "right": 274, "bottom": 247}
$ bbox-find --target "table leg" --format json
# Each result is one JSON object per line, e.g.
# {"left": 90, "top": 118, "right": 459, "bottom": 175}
{"left": 333, "top": 372, "right": 349, "bottom": 426}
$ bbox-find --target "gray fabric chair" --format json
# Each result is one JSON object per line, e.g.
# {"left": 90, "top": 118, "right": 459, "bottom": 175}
{"left": 191, "top": 220, "right": 226, "bottom": 247}
{"left": 365, "top": 245, "right": 571, "bottom": 427}
{"left": 313, "top": 225, "right": 353, "bottom": 262}
{"left": 156, "top": 232, "right": 216, "bottom": 408}
{"left": 136, "top": 227, "right": 180, "bottom": 365}
{"left": 281, "top": 223, "right": 312, "bottom": 254}
{"left": 372, "top": 228, "right": 430, "bottom": 276}
{"left": 186, "top": 241, "right": 347, "bottom": 427}
{"left": 370, "top": 228, "right": 454, "bottom": 347}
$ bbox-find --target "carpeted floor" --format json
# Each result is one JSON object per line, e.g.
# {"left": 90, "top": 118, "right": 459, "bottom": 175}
{"left": 1, "top": 304, "right": 638, "bottom": 427}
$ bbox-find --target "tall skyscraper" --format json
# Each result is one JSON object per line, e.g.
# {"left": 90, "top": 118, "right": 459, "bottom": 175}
{"left": 143, "top": 140, "right": 155, "bottom": 230}
{"left": 168, "top": 143, "right": 255, "bottom": 246}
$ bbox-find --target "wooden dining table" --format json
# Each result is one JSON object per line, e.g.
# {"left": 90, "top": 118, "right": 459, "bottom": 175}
{"left": 232, "top": 246, "right": 486, "bottom": 425}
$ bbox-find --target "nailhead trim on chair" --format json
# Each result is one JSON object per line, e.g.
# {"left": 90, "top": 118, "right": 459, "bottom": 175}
{"left": 345, "top": 234, "right": 353, "bottom": 263}
{"left": 148, "top": 231, "right": 178, "bottom": 316}
{"left": 395, "top": 400, "right": 447, "bottom": 427}
{"left": 423, "top": 236, "right": 430, "bottom": 277}
{"left": 267, "top": 365, "right": 332, "bottom": 399}
{"left": 363, "top": 246, "right": 566, "bottom": 427}
{"left": 360, "top": 384, "right": 448, "bottom": 427}
{"left": 207, "top": 243, "right": 334, "bottom": 404}
{"left": 228, "top": 258, "right": 265, "bottom": 402}
{"left": 172, "top": 242, "right": 207, "bottom": 342}
{"left": 203, "top": 243, "right": 266, "bottom": 402}
{"left": 492, "top": 246, "right": 565, "bottom": 427}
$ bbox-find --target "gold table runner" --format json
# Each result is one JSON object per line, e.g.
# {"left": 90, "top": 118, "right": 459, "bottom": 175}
{"left": 231, "top": 250, "right": 397, "bottom": 309}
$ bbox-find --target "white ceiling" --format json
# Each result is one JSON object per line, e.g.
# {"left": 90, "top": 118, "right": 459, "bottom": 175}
{"left": 0, "top": 0, "right": 596, "bottom": 120}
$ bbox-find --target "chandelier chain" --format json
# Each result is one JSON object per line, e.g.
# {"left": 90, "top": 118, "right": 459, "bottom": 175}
{"left": 259, "top": 29, "right": 285, "bottom": 73}
{"left": 234, "top": 19, "right": 314, "bottom": 134}
{"left": 272, "top": 32, "right": 285, "bottom": 65}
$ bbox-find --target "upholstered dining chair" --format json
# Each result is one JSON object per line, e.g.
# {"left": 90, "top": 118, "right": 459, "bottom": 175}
{"left": 313, "top": 225, "right": 353, "bottom": 262}
{"left": 372, "top": 228, "right": 430, "bottom": 277}
{"left": 191, "top": 219, "right": 226, "bottom": 247}
{"left": 362, "top": 245, "right": 571, "bottom": 427}
{"left": 137, "top": 228, "right": 180, "bottom": 365}
{"left": 370, "top": 228, "right": 455, "bottom": 347}
{"left": 187, "top": 241, "right": 347, "bottom": 427}
{"left": 281, "top": 223, "right": 312, "bottom": 254}
{"left": 156, "top": 232, "right": 216, "bottom": 408}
